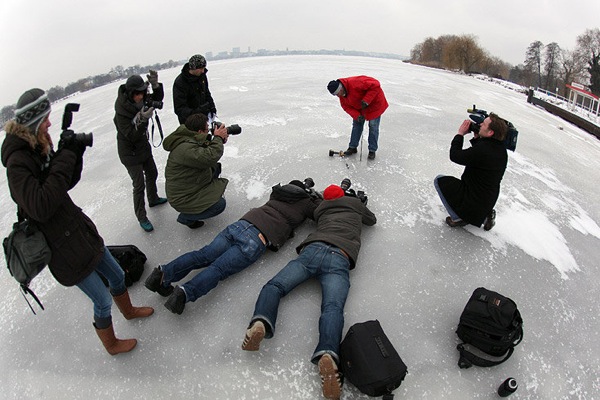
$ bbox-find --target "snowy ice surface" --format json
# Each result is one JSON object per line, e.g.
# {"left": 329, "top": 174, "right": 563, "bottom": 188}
{"left": 1, "top": 56, "right": 599, "bottom": 399}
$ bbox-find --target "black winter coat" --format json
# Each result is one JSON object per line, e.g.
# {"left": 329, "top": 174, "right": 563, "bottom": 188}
{"left": 1, "top": 122, "right": 104, "bottom": 286}
{"left": 173, "top": 63, "right": 216, "bottom": 124}
{"left": 437, "top": 135, "right": 508, "bottom": 226}
{"left": 241, "top": 184, "right": 321, "bottom": 250}
{"left": 113, "top": 83, "right": 164, "bottom": 166}
{"left": 297, "top": 196, "right": 376, "bottom": 269}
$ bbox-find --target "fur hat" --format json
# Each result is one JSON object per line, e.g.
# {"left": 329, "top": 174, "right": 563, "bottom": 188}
{"left": 15, "top": 88, "right": 51, "bottom": 133}
{"left": 189, "top": 54, "right": 207, "bottom": 70}
{"left": 323, "top": 185, "right": 344, "bottom": 200}
{"left": 125, "top": 75, "right": 148, "bottom": 94}
{"left": 327, "top": 80, "right": 343, "bottom": 95}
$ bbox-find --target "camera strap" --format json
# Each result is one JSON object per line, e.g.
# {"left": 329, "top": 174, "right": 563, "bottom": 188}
{"left": 150, "top": 111, "right": 164, "bottom": 148}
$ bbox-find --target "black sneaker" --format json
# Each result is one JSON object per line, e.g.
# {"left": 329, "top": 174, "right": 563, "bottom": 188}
{"left": 344, "top": 147, "right": 357, "bottom": 155}
{"left": 164, "top": 286, "right": 186, "bottom": 315}
{"left": 368, "top": 151, "right": 376, "bottom": 160}
{"left": 144, "top": 267, "right": 174, "bottom": 297}
{"left": 483, "top": 209, "right": 496, "bottom": 231}
{"left": 187, "top": 220, "right": 205, "bottom": 229}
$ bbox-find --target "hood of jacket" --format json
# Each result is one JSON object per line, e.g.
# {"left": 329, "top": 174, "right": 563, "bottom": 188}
{"left": 163, "top": 124, "right": 210, "bottom": 152}
{"left": 2, "top": 120, "right": 38, "bottom": 167}
{"left": 270, "top": 183, "right": 310, "bottom": 203}
{"left": 114, "top": 84, "right": 143, "bottom": 118}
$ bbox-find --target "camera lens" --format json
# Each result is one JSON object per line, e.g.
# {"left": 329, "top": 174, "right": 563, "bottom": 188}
{"left": 341, "top": 178, "right": 351, "bottom": 191}
{"left": 226, "top": 124, "right": 242, "bottom": 135}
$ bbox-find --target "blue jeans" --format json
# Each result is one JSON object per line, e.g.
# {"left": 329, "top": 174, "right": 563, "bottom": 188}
{"left": 349, "top": 116, "right": 381, "bottom": 152}
{"left": 434, "top": 175, "right": 461, "bottom": 220}
{"left": 161, "top": 220, "right": 267, "bottom": 302}
{"left": 76, "top": 247, "right": 126, "bottom": 319}
{"left": 250, "top": 242, "right": 351, "bottom": 364}
{"left": 177, "top": 197, "right": 227, "bottom": 226}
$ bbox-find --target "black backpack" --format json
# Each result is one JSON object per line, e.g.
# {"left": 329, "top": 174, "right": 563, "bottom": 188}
{"left": 456, "top": 287, "right": 523, "bottom": 368}
{"left": 101, "top": 245, "right": 147, "bottom": 287}
{"left": 340, "top": 320, "right": 407, "bottom": 399}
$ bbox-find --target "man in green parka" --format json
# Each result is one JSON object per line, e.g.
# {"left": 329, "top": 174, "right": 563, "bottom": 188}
{"left": 163, "top": 114, "right": 229, "bottom": 228}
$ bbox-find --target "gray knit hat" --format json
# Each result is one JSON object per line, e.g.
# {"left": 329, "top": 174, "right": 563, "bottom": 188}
{"left": 189, "top": 54, "right": 207, "bottom": 70}
{"left": 15, "top": 88, "right": 51, "bottom": 133}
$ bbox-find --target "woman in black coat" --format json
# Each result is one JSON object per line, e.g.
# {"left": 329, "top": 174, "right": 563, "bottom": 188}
{"left": 435, "top": 114, "right": 508, "bottom": 230}
{"left": 2, "top": 89, "right": 153, "bottom": 355}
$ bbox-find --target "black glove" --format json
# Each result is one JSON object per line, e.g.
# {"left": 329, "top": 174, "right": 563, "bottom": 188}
{"left": 357, "top": 115, "right": 365, "bottom": 124}
{"left": 146, "top": 70, "right": 159, "bottom": 89}
{"left": 361, "top": 100, "right": 369, "bottom": 109}
{"left": 58, "top": 130, "right": 87, "bottom": 159}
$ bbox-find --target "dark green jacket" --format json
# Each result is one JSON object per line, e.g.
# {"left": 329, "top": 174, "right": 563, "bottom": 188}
{"left": 163, "top": 124, "right": 228, "bottom": 213}
{"left": 297, "top": 195, "right": 376, "bottom": 269}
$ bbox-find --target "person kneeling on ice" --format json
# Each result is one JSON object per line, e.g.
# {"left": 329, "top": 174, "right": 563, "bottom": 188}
{"left": 241, "top": 183, "right": 376, "bottom": 400}
{"left": 144, "top": 179, "right": 322, "bottom": 314}
{"left": 434, "top": 114, "right": 508, "bottom": 230}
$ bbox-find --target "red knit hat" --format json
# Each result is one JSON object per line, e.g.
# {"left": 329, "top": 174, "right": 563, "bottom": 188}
{"left": 323, "top": 185, "right": 344, "bottom": 200}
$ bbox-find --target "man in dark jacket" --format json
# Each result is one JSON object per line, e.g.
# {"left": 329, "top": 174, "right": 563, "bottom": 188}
{"left": 2, "top": 89, "right": 153, "bottom": 356}
{"left": 327, "top": 76, "right": 389, "bottom": 160}
{"left": 173, "top": 54, "right": 217, "bottom": 124}
{"left": 114, "top": 71, "right": 167, "bottom": 232}
{"left": 241, "top": 183, "right": 376, "bottom": 400}
{"left": 163, "top": 113, "right": 229, "bottom": 228}
{"left": 434, "top": 114, "right": 508, "bottom": 230}
{"left": 145, "top": 180, "right": 322, "bottom": 315}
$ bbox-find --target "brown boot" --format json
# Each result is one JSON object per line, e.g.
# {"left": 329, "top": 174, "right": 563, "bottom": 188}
{"left": 113, "top": 290, "right": 154, "bottom": 320}
{"left": 94, "top": 323, "right": 137, "bottom": 355}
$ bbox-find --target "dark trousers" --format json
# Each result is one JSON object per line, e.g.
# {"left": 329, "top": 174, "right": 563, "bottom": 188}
{"left": 125, "top": 157, "right": 159, "bottom": 222}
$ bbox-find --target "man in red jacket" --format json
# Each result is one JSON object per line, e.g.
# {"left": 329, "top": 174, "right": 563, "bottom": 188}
{"left": 328, "top": 76, "right": 388, "bottom": 160}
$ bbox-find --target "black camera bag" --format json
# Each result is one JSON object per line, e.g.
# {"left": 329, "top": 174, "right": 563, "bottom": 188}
{"left": 456, "top": 287, "right": 523, "bottom": 368}
{"left": 101, "top": 245, "right": 147, "bottom": 287}
{"left": 340, "top": 320, "right": 407, "bottom": 399}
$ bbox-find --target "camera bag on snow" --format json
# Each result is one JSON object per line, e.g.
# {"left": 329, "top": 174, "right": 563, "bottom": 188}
{"left": 340, "top": 320, "right": 407, "bottom": 399}
{"left": 456, "top": 287, "right": 523, "bottom": 368}
{"left": 3, "top": 215, "right": 52, "bottom": 315}
{"left": 100, "top": 245, "right": 147, "bottom": 287}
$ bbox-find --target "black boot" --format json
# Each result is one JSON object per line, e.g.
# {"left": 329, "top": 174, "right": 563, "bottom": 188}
{"left": 144, "top": 267, "right": 174, "bottom": 297}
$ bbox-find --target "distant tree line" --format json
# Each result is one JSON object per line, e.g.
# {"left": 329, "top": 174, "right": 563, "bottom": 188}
{"left": 1, "top": 59, "right": 181, "bottom": 126}
{"left": 408, "top": 28, "right": 600, "bottom": 97}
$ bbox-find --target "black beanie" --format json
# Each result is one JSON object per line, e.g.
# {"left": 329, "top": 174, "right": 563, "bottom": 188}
{"left": 288, "top": 180, "right": 306, "bottom": 190}
{"left": 15, "top": 88, "right": 51, "bottom": 133}
{"left": 327, "top": 80, "right": 342, "bottom": 95}
{"left": 125, "top": 75, "right": 148, "bottom": 94}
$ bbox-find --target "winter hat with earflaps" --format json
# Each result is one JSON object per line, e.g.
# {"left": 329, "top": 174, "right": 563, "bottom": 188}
{"left": 15, "top": 88, "right": 51, "bottom": 134}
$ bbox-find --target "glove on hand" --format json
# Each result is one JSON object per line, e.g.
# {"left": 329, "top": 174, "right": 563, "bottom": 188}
{"left": 146, "top": 70, "right": 159, "bottom": 89}
{"left": 134, "top": 107, "right": 155, "bottom": 126}
{"left": 58, "top": 130, "right": 87, "bottom": 159}
{"left": 361, "top": 100, "right": 369, "bottom": 109}
{"left": 357, "top": 115, "right": 365, "bottom": 124}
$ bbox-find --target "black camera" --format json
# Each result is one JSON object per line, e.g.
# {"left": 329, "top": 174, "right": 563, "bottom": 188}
{"left": 211, "top": 121, "right": 242, "bottom": 135}
{"left": 61, "top": 103, "right": 93, "bottom": 148}
{"left": 144, "top": 99, "right": 163, "bottom": 110}
{"left": 340, "top": 178, "right": 368, "bottom": 205}
{"left": 304, "top": 177, "right": 315, "bottom": 189}
{"left": 466, "top": 104, "right": 519, "bottom": 152}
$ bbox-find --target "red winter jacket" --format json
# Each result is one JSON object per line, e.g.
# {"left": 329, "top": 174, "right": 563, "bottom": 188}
{"left": 337, "top": 76, "right": 388, "bottom": 121}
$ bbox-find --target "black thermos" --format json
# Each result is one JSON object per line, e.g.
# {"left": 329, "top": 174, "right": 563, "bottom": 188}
{"left": 497, "top": 377, "right": 518, "bottom": 397}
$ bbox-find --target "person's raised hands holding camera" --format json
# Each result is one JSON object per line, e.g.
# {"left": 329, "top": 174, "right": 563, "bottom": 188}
{"left": 212, "top": 123, "right": 229, "bottom": 144}
{"left": 133, "top": 107, "right": 155, "bottom": 127}
{"left": 146, "top": 70, "right": 159, "bottom": 89}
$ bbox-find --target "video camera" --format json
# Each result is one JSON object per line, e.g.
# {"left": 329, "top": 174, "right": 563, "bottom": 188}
{"left": 60, "top": 103, "right": 93, "bottom": 148}
{"left": 467, "top": 105, "right": 518, "bottom": 152}
{"left": 340, "top": 178, "right": 368, "bottom": 205}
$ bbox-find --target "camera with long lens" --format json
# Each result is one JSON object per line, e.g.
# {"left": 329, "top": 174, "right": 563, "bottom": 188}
{"left": 340, "top": 178, "right": 368, "bottom": 205}
{"left": 60, "top": 103, "right": 93, "bottom": 148}
{"left": 303, "top": 177, "right": 315, "bottom": 189}
{"left": 210, "top": 121, "right": 242, "bottom": 135}
{"left": 466, "top": 104, "right": 518, "bottom": 151}
{"left": 144, "top": 99, "right": 163, "bottom": 110}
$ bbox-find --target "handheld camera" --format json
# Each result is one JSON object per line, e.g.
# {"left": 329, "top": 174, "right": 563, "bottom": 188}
{"left": 61, "top": 103, "right": 93, "bottom": 148}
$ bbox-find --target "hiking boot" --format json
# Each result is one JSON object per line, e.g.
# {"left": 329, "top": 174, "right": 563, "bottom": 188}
{"left": 241, "top": 320, "right": 265, "bottom": 351}
{"left": 149, "top": 197, "right": 168, "bottom": 207}
{"left": 319, "top": 354, "right": 342, "bottom": 400}
{"left": 445, "top": 216, "right": 468, "bottom": 227}
{"left": 368, "top": 151, "right": 376, "bottom": 160}
{"left": 344, "top": 147, "right": 357, "bottom": 155}
{"left": 140, "top": 219, "right": 154, "bottom": 232}
{"left": 144, "top": 267, "right": 174, "bottom": 297}
{"left": 164, "top": 286, "right": 186, "bottom": 315}
{"left": 483, "top": 209, "right": 496, "bottom": 231}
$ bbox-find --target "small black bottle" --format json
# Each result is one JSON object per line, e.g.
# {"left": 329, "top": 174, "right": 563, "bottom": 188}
{"left": 497, "top": 377, "right": 518, "bottom": 397}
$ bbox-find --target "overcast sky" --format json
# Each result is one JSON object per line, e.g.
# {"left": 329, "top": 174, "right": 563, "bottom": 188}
{"left": 1, "top": 0, "right": 598, "bottom": 107}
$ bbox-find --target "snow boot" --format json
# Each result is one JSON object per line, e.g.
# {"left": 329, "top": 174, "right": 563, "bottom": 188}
{"left": 113, "top": 290, "right": 154, "bottom": 320}
{"left": 94, "top": 323, "right": 137, "bottom": 355}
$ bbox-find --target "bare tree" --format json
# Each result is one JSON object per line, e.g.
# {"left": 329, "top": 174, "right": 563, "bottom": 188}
{"left": 575, "top": 28, "right": 600, "bottom": 94}
{"left": 443, "top": 35, "right": 486, "bottom": 73}
{"left": 525, "top": 41, "right": 544, "bottom": 87}
{"left": 543, "top": 42, "right": 561, "bottom": 91}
